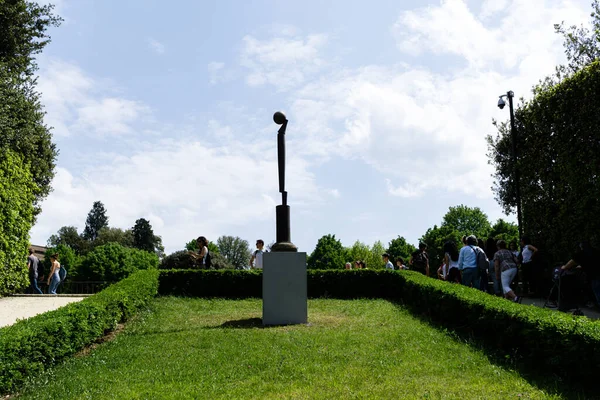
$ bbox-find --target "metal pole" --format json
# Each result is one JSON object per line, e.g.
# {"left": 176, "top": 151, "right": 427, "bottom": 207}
{"left": 507, "top": 91, "right": 523, "bottom": 241}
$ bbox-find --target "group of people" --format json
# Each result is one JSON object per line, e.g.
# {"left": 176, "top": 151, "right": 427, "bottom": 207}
{"left": 27, "top": 248, "right": 62, "bottom": 295}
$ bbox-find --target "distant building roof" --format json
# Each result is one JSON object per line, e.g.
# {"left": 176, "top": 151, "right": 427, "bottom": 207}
{"left": 30, "top": 245, "right": 47, "bottom": 260}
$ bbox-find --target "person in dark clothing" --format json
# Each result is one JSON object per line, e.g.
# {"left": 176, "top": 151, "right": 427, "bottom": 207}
{"left": 410, "top": 242, "right": 430, "bottom": 277}
{"left": 27, "top": 248, "right": 42, "bottom": 294}
{"left": 561, "top": 241, "right": 600, "bottom": 307}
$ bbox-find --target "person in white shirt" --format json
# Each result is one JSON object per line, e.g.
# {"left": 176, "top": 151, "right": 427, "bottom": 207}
{"left": 382, "top": 253, "right": 394, "bottom": 270}
{"left": 250, "top": 239, "right": 267, "bottom": 269}
{"left": 458, "top": 235, "right": 481, "bottom": 288}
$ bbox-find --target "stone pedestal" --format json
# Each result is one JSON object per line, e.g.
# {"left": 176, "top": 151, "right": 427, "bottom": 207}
{"left": 262, "top": 252, "right": 307, "bottom": 325}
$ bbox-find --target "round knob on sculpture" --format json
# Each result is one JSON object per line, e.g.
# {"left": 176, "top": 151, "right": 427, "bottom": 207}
{"left": 273, "top": 112, "right": 287, "bottom": 125}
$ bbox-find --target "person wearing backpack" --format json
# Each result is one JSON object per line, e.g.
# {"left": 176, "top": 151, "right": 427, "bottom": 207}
{"left": 458, "top": 235, "right": 485, "bottom": 288}
{"left": 410, "top": 243, "right": 430, "bottom": 276}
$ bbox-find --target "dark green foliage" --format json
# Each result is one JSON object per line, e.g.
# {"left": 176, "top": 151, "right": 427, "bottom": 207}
{"left": 160, "top": 250, "right": 233, "bottom": 270}
{"left": 488, "top": 218, "right": 519, "bottom": 243}
{"left": 159, "top": 270, "right": 262, "bottom": 298}
{"left": 75, "top": 243, "right": 157, "bottom": 282}
{"left": 386, "top": 236, "right": 416, "bottom": 264}
{"left": 0, "top": 149, "right": 35, "bottom": 295}
{"left": 47, "top": 226, "right": 87, "bottom": 255}
{"left": 159, "top": 251, "right": 196, "bottom": 270}
{"left": 82, "top": 201, "right": 109, "bottom": 241}
{"left": 129, "top": 247, "right": 159, "bottom": 271}
{"left": 0, "top": 0, "right": 62, "bottom": 77}
{"left": 0, "top": 269, "right": 159, "bottom": 395}
{"left": 308, "top": 234, "right": 348, "bottom": 269}
{"left": 489, "top": 61, "right": 600, "bottom": 260}
{"left": 215, "top": 235, "right": 251, "bottom": 268}
{"left": 158, "top": 269, "right": 600, "bottom": 388}
{"left": 0, "top": 3, "right": 60, "bottom": 217}
{"left": 131, "top": 218, "right": 163, "bottom": 257}
{"left": 554, "top": 0, "right": 600, "bottom": 74}
{"left": 132, "top": 218, "right": 153, "bottom": 252}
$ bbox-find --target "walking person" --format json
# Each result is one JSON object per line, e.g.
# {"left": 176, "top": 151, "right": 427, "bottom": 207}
{"left": 458, "top": 235, "right": 480, "bottom": 288}
{"left": 382, "top": 253, "right": 394, "bottom": 270}
{"left": 520, "top": 236, "right": 538, "bottom": 296}
{"left": 27, "top": 248, "right": 42, "bottom": 294}
{"left": 250, "top": 239, "right": 267, "bottom": 269}
{"left": 47, "top": 253, "right": 61, "bottom": 295}
{"left": 494, "top": 240, "right": 521, "bottom": 303}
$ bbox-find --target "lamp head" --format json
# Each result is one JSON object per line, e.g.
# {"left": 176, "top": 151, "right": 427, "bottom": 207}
{"left": 497, "top": 97, "right": 506, "bottom": 110}
{"left": 273, "top": 111, "right": 287, "bottom": 125}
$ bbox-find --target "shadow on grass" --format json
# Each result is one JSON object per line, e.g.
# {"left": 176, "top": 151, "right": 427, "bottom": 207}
{"left": 390, "top": 300, "right": 595, "bottom": 400}
{"left": 215, "top": 317, "right": 264, "bottom": 329}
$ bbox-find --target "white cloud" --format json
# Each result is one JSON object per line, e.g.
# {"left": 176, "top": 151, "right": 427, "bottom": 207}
{"left": 37, "top": 60, "right": 151, "bottom": 137}
{"left": 284, "top": 0, "right": 591, "bottom": 200}
{"left": 147, "top": 38, "right": 165, "bottom": 55}
{"left": 240, "top": 33, "right": 328, "bottom": 90}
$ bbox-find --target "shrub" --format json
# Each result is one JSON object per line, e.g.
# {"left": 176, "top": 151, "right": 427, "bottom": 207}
{"left": 75, "top": 243, "right": 157, "bottom": 282}
{"left": 0, "top": 150, "right": 35, "bottom": 296}
{"left": 0, "top": 269, "right": 159, "bottom": 395}
{"left": 159, "top": 251, "right": 196, "bottom": 270}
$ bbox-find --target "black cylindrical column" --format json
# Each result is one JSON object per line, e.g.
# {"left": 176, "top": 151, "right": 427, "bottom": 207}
{"left": 272, "top": 205, "right": 297, "bottom": 252}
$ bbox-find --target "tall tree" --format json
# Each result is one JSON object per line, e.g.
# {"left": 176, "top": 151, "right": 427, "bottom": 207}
{"left": 554, "top": 0, "right": 600, "bottom": 74}
{"left": 441, "top": 205, "right": 491, "bottom": 240}
{"left": 0, "top": 2, "right": 61, "bottom": 218}
{"left": 488, "top": 219, "right": 519, "bottom": 243}
{"left": 82, "top": 201, "right": 109, "bottom": 241}
{"left": 94, "top": 227, "right": 134, "bottom": 249}
{"left": 132, "top": 218, "right": 155, "bottom": 252}
{"left": 386, "top": 236, "right": 416, "bottom": 264}
{"left": 216, "top": 236, "right": 251, "bottom": 269}
{"left": 308, "top": 234, "right": 348, "bottom": 269}
{"left": 47, "top": 226, "right": 86, "bottom": 254}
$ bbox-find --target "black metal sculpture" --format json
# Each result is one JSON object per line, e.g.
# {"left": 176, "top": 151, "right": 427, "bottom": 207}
{"left": 271, "top": 111, "right": 298, "bottom": 252}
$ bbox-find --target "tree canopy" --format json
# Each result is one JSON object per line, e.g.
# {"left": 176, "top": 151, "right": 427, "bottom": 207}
{"left": 216, "top": 236, "right": 251, "bottom": 269}
{"left": 82, "top": 201, "right": 109, "bottom": 241}
{"left": 308, "top": 234, "right": 348, "bottom": 269}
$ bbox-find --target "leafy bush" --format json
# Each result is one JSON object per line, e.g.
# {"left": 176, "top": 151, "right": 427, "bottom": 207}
{"left": 158, "top": 269, "right": 600, "bottom": 388}
{"left": 129, "top": 247, "right": 159, "bottom": 271}
{"left": 0, "top": 150, "right": 35, "bottom": 296}
{"left": 75, "top": 243, "right": 157, "bottom": 282}
{"left": 0, "top": 269, "right": 159, "bottom": 395}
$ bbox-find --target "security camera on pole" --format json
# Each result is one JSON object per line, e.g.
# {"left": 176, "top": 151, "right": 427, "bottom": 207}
{"left": 262, "top": 111, "right": 307, "bottom": 326}
{"left": 497, "top": 90, "right": 523, "bottom": 241}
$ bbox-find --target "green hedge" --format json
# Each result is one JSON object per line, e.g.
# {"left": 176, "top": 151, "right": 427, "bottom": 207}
{"left": 0, "top": 269, "right": 159, "bottom": 395}
{"left": 158, "top": 269, "right": 600, "bottom": 388}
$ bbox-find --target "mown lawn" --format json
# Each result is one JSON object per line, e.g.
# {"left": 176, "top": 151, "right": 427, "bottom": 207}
{"left": 17, "top": 298, "right": 560, "bottom": 399}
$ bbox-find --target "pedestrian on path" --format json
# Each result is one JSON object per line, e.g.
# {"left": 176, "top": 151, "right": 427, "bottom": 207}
{"left": 47, "top": 253, "right": 61, "bottom": 294}
{"left": 27, "top": 248, "right": 42, "bottom": 294}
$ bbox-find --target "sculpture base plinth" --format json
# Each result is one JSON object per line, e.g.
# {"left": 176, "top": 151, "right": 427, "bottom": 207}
{"left": 262, "top": 252, "right": 307, "bottom": 326}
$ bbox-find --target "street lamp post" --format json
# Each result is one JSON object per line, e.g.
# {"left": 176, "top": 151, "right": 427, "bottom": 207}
{"left": 497, "top": 90, "right": 523, "bottom": 241}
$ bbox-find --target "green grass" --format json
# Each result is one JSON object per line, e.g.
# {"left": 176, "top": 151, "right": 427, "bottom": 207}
{"left": 17, "top": 298, "right": 560, "bottom": 399}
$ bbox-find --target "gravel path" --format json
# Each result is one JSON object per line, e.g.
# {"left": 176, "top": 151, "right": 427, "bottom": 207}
{"left": 0, "top": 296, "right": 87, "bottom": 328}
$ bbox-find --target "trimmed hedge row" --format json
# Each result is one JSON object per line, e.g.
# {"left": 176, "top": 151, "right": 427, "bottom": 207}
{"left": 159, "top": 269, "right": 600, "bottom": 388}
{"left": 0, "top": 268, "right": 159, "bottom": 395}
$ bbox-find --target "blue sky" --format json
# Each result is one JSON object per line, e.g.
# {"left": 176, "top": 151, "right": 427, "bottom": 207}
{"left": 30, "top": 0, "right": 591, "bottom": 255}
